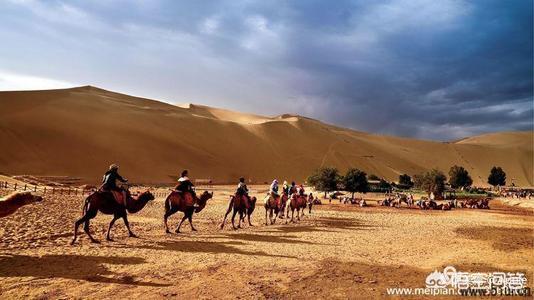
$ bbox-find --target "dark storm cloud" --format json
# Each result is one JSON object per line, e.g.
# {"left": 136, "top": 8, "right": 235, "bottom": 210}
{"left": 0, "top": 0, "right": 531, "bottom": 140}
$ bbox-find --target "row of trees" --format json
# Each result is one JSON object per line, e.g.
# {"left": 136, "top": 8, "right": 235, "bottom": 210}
{"left": 307, "top": 167, "right": 368, "bottom": 198}
{"left": 306, "top": 165, "right": 507, "bottom": 197}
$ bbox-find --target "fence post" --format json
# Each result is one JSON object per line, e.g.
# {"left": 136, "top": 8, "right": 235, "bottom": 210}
{"left": 52, "top": 187, "right": 55, "bottom": 194}
{"left": 44, "top": 187, "right": 47, "bottom": 194}
{"left": 24, "top": 184, "right": 27, "bottom": 191}
{"left": 34, "top": 185, "right": 37, "bottom": 192}
{"left": 14, "top": 183, "right": 17, "bottom": 191}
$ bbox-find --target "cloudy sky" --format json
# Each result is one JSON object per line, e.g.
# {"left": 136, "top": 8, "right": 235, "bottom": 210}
{"left": 1, "top": 0, "right": 532, "bottom": 140}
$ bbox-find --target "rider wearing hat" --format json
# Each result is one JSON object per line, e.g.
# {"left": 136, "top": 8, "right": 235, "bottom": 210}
{"left": 270, "top": 179, "right": 279, "bottom": 198}
{"left": 176, "top": 169, "right": 196, "bottom": 198}
{"left": 236, "top": 177, "right": 250, "bottom": 209}
{"left": 101, "top": 164, "right": 128, "bottom": 206}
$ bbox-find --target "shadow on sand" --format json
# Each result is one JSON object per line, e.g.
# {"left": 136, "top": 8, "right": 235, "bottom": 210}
{"left": 262, "top": 216, "right": 379, "bottom": 234}
{"left": 108, "top": 240, "right": 296, "bottom": 259}
{"left": 0, "top": 254, "right": 170, "bottom": 287}
{"left": 218, "top": 232, "right": 325, "bottom": 245}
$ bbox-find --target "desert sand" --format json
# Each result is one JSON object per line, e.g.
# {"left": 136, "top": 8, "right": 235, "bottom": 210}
{"left": 0, "top": 86, "right": 532, "bottom": 186}
{"left": 0, "top": 186, "right": 532, "bottom": 299}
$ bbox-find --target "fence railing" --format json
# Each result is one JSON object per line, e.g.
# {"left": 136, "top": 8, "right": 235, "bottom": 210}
{"left": 0, "top": 181, "right": 216, "bottom": 199}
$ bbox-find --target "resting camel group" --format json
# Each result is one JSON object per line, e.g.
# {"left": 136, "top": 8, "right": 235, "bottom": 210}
{"left": 377, "top": 193, "right": 491, "bottom": 211}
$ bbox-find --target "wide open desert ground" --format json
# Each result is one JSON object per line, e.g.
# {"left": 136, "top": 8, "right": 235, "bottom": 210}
{"left": 0, "top": 186, "right": 532, "bottom": 299}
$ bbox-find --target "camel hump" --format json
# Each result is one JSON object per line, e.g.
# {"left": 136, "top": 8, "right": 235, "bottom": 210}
{"left": 169, "top": 191, "right": 195, "bottom": 207}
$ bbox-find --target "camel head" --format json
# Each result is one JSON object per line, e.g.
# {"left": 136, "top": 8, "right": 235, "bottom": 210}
{"left": 138, "top": 190, "right": 155, "bottom": 202}
{"left": 195, "top": 191, "right": 213, "bottom": 213}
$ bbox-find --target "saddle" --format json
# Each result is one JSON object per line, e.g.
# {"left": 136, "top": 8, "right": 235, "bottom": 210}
{"left": 98, "top": 189, "right": 127, "bottom": 206}
{"left": 264, "top": 193, "right": 280, "bottom": 207}
{"left": 234, "top": 194, "right": 250, "bottom": 209}
{"left": 174, "top": 191, "right": 196, "bottom": 207}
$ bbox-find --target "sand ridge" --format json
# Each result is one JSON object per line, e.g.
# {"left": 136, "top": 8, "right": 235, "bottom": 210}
{"left": 0, "top": 86, "right": 532, "bottom": 186}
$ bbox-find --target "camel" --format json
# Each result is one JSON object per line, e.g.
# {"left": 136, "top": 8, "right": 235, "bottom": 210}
{"left": 287, "top": 193, "right": 307, "bottom": 223}
{"left": 71, "top": 190, "right": 154, "bottom": 244}
{"left": 0, "top": 192, "right": 43, "bottom": 218}
{"left": 461, "top": 198, "right": 490, "bottom": 209}
{"left": 163, "top": 190, "right": 213, "bottom": 233}
{"left": 278, "top": 191, "right": 289, "bottom": 219}
{"left": 264, "top": 193, "right": 282, "bottom": 225}
{"left": 220, "top": 194, "right": 257, "bottom": 230}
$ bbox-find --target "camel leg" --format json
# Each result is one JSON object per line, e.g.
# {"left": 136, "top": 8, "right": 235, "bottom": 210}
{"left": 272, "top": 209, "right": 278, "bottom": 225}
{"left": 106, "top": 214, "right": 120, "bottom": 241}
{"left": 231, "top": 209, "right": 239, "bottom": 229}
{"left": 188, "top": 211, "right": 197, "bottom": 231}
{"left": 122, "top": 214, "right": 137, "bottom": 238}
{"left": 290, "top": 208, "right": 295, "bottom": 223}
{"left": 265, "top": 207, "right": 269, "bottom": 225}
{"left": 247, "top": 211, "right": 254, "bottom": 226}
{"left": 83, "top": 218, "right": 99, "bottom": 244}
{"left": 220, "top": 198, "right": 234, "bottom": 229}
{"left": 238, "top": 211, "right": 243, "bottom": 228}
{"left": 176, "top": 214, "right": 188, "bottom": 233}
{"left": 164, "top": 207, "right": 178, "bottom": 234}
{"left": 72, "top": 215, "right": 88, "bottom": 245}
{"left": 237, "top": 211, "right": 245, "bottom": 228}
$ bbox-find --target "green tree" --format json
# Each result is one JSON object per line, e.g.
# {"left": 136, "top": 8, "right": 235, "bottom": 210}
{"left": 487, "top": 166, "right": 506, "bottom": 187}
{"left": 398, "top": 174, "right": 414, "bottom": 189}
{"left": 343, "top": 168, "right": 369, "bottom": 198}
{"left": 448, "top": 165, "right": 473, "bottom": 189}
{"left": 414, "top": 169, "right": 447, "bottom": 196}
{"left": 307, "top": 167, "right": 341, "bottom": 198}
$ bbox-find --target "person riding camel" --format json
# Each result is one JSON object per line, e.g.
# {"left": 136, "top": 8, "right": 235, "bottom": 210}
{"left": 101, "top": 164, "right": 128, "bottom": 207}
{"left": 270, "top": 179, "right": 279, "bottom": 198}
{"left": 289, "top": 181, "right": 297, "bottom": 195}
{"left": 236, "top": 177, "right": 250, "bottom": 209}
{"left": 297, "top": 184, "right": 305, "bottom": 196}
{"left": 282, "top": 181, "right": 289, "bottom": 195}
{"left": 176, "top": 170, "right": 197, "bottom": 200}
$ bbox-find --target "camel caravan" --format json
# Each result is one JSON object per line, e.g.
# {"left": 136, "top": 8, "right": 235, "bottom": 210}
{"left": 0, "top": 164, "right": 501, "bottom": 245}
{"left": 68, "top": 166, "right": 319, "bottom": 244}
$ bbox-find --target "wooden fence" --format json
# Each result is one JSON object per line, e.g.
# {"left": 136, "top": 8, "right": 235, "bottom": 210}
{"left": 0, "top": 181, "right": 214, "bottom": 198}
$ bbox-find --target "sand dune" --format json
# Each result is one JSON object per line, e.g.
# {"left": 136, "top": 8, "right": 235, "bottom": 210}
{"left": 0, "top": 86, "right": 532, "bottom": 186}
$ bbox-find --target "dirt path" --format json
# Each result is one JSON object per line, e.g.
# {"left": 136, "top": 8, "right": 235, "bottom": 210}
{"left": 0, "top": 188, "right": 532, "bottom": 299}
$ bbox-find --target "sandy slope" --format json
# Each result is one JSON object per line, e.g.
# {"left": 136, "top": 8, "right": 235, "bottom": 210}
{"left": 0, "top": 187, "right": 532, "bottom": 299}
{"left": 0, "top": 86, "right": 532, "bottom": 186}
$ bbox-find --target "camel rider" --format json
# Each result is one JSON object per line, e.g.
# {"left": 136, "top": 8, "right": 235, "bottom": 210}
{"left": 289, "top": 181, "right": 297, "bottom": 195}
{"left": 282, "top": 181, "right": 289, "bottom": 195}
{"left": 297, "top": 184, "right": 305, "bottom": 196}
{"left": 236, "top": 177, "right": 250, "bottom": 209}
{"left": 176, "top": 170, "right": 197, "bottom": 198}
{"left": 101, "top": 164, "right": 128, "bottom": 206}
{"left": 270, "top": 179, "right": 279, "bottom": 198}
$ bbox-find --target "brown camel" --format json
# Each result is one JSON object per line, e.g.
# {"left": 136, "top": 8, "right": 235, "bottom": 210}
{"left": 278, "top": 191, "right": 289, "bottom": 218}
{"left": 220, "top": 194, "right": 257, "bottom": 230}
{"left": 163, "top": 190, "right": 213, "bottom": 233}
{"left": 287, "top": 193, "right": 307, "bottom": 223}
{"left": 71, "top": 190, "right": 155, "bottom": 244}
{"left": 0, "top": 192, "right": 43, "bottom": 218}
{"left": 264, "top": 193, "right": 282, "bottom": 225}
